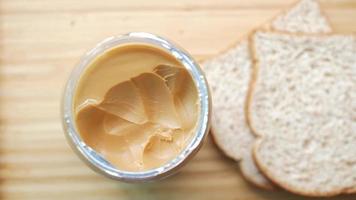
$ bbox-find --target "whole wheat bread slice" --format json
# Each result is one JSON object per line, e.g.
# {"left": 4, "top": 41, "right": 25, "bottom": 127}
{"left": 201, "top": 0, "right": 331, "bottom": 189}
{"left": 249, "top": 31, "right": 356, "bottom": 196}
{"left": 272, "top": 0, "right": 331, "bottom": 33}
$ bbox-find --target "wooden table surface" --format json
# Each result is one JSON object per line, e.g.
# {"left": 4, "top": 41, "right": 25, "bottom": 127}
{"left": 1, "top": 0, "right": 356, "bottom": 199}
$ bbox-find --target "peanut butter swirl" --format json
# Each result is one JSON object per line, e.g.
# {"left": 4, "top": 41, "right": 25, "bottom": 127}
{"left": 75, "top": 62, "right": 199, "bottom": 171}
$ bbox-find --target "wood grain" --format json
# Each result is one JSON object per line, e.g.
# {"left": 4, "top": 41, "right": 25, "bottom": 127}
{"left": 0, "top": 0, "right": 356, "bottom": 199}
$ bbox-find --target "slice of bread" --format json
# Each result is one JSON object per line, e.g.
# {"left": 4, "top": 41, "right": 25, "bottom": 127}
{"left": 272, "top": 0, "right": 331, "bottom": 33}
{"left": 201, "top": 0, "right": 331, "bottom": 189}
{"left": 249, "top": 31, "right": 356, "bottom": 196}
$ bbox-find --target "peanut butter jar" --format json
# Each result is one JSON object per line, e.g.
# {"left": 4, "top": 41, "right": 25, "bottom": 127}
{"left": 61, "top": 32, "right": 211, "bottom": 182}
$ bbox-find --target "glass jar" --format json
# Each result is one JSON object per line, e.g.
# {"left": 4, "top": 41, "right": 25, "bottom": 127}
{"left": 61, "top": 32, "right": 211, "bottom": 182}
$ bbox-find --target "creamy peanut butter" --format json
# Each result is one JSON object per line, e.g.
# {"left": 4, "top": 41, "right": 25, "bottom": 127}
{"left": 74, "top": 44, "right": 199, "bottom": 171}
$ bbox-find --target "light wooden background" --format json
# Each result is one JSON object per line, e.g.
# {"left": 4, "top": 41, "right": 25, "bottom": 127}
{"left": 1, "top": 0, "right": 355, "bottom": 199}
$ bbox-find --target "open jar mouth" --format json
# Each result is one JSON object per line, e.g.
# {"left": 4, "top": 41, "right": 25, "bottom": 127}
{"left": 61, "top": 32, "right": 211, "bottom": 182}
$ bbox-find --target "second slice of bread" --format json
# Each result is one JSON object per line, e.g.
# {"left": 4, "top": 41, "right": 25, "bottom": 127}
{"left": 201, "top": 0, "right": 331, "bottom": 189}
